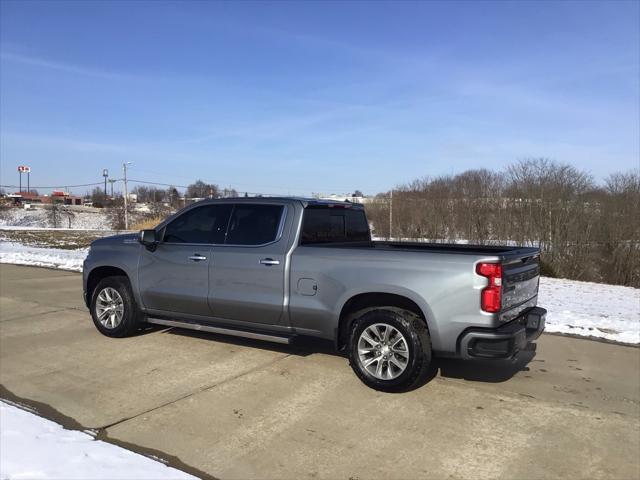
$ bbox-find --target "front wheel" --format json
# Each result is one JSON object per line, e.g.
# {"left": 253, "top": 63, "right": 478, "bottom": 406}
{"left": 348, "top": 308, "right": 432, "bottom": 392}
{"left": 90, "top": 276, "right": 142, "bottom": 338}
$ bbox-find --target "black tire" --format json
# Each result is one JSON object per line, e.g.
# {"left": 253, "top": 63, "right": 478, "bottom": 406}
{"left": 90, "top": 276, "right": 142, "bottom": 338}
{"left": 348, "top": 308, "right": 432, "bottom": 392}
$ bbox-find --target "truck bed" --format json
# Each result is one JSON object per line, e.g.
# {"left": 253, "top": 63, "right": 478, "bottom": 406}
{"left": 301, "top": 240, "right": 541, "bottom": 323}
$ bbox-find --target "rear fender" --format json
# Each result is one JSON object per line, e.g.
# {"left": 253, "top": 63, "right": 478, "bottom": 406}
{"left": 335, "top": 285, "right": 440, "bottom": 349}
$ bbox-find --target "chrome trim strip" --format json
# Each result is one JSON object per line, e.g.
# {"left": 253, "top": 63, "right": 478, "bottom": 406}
{"left": 147, "top": 317, "right": 293, "bottom": 344}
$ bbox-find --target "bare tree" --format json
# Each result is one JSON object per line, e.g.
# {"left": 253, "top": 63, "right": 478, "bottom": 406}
{"left": 107, "top": 196, "right": 135, "bottom": 230}
{"left": 365, "top": 160, "right": 637, "bottom": 287}
{"left": 598, "top": 170, "right": 640, "bottom": 286}
{"left": 0, "top": 203, "right": 11, "bottom": 222}
{"left": 132, "top": 186, "right": 167, "bottom": 204}
{"left": 47, "top": 201, "right": 62, "bottom": 228}
{"left": 187, "top": 180, "right": 219, "bottom": 199}
{"left": 61, "top": 206, "right": 75, "bottom": 228}
{"left": 166, "top": 186, "right": 182, "bottom": 209}
{"left": 90, "top": 187, "right": 107, "bottom": 208}
{"left": 220, "top": 187, "right": 238, "bottom": 198}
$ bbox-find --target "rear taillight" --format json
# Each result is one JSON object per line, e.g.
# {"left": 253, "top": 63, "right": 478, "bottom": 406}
{"left": 476, "top": 262, "right": 502, "bottom": 313}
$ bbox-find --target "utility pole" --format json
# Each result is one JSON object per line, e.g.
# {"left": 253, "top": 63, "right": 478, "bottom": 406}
{"left": 389, "top": 189, "right": 393, "bottom": 240}
{"left": 102, "top": 169, "right": 109, "bottom": 196}
{"left": 108, "top": 179, "right": 116, "bottom": 198}
{"left": 123, "top": 162, "right": 131, "bottom": 230}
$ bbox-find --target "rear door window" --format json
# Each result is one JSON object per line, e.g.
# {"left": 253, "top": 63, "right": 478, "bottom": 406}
{"left": 226, "top": 204, "right": 284, "bottom": 245}
{"left": 163, "top": 204, "right": 232, "bottom": 244}
{"left": 301, "top": 207, "right": 370, "bottom": 244}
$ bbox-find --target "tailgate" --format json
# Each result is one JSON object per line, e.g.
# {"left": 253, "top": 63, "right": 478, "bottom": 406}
{"left": 500, "top": 252, "right": 540, "bottom": 322}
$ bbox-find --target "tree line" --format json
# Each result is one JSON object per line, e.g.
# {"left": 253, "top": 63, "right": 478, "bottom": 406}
{"left": 86, "top": 180, "right": 241, "bottom": 230}
{"left": 364, "top": 159, "right": 639, "bottom": 287}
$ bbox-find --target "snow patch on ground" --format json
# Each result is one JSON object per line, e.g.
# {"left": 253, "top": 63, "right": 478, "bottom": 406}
{"left": 538, "top": 277, "right": 639, "bottom": 344}
{"left": 0, "top": 241, "right": 88, "bottom": 272}
{"left": 0, "top": 240, "right": 638, "bottom": 344}
{"left": 0, "top": 401, "right": 197, "bottom": 480}
{"left": 0, "top": 208, "right": 111, "bottom": 230}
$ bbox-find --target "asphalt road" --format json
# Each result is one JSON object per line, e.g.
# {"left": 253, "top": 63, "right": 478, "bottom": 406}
{"left": 1, "top": 264, "right": 638, "bottom": 480}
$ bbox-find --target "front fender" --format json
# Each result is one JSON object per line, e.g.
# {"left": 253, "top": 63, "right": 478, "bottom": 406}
{"left": 83, "top": 246, "right": 143, "bottom": 310}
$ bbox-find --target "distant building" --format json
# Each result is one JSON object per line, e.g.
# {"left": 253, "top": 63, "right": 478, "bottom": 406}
{"left": 9, "top": 191, "right": 84, "bottom": 206}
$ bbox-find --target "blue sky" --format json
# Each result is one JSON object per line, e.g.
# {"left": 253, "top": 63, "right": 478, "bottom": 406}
{"left": 1, "top": 0, "right": 638, "bottom": 196}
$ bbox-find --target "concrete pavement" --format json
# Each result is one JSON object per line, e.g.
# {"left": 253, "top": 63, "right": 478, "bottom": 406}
{"left": 1, "top": 264, "right": 639, "bottom": 479}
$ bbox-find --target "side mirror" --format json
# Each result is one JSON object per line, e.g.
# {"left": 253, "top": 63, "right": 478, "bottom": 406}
{"left": 139, "top": 229, "right": 159, "bottom": 251}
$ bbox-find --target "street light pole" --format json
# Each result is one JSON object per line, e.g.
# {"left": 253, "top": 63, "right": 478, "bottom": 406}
{"left": 123, "top": 162, "right": 131, "bottom": 230}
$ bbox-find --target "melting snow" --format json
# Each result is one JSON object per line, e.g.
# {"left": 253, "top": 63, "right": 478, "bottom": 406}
{"left": 0, "top": 401, "right": 197, "bottom": 479}
{"left": 538, "top": 276, "right": 639, "bottom": 344}
{"left": 0, "top": 241, "right": 88, "bottom": 272}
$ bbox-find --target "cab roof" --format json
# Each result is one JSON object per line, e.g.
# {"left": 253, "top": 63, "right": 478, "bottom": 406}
{"left": 196, "top": 196, "right": 365, "bottom": 209}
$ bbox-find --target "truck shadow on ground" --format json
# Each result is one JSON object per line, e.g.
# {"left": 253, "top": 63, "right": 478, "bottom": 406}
{"left": 146, "top": 326, "right": 536, "bottom": 390}
{"left": 434, "top": 346, "right": 537, "bottom": 383}
{"left": 400, "top": 347, "right": 537, "bottom": 391}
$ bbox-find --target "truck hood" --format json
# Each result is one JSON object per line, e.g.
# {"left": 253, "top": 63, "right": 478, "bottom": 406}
{"left": 90, "top": 233, "right": 139, "bottom": 247}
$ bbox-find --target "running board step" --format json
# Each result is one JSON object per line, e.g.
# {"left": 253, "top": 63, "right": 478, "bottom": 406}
{"left": 147, "top": 318, "right": 294, "bottom": 345}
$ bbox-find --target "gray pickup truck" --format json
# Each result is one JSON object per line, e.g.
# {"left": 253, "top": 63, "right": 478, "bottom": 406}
{"left": 83, "top": 197, "right": 546, "bottom": 391}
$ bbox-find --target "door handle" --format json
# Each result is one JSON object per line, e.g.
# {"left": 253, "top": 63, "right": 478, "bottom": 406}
{"left": 259, "top": 258, "right": 280, "bottom": 266}
{"left": 188, "top": 254, "right": 207, "bottom": 262}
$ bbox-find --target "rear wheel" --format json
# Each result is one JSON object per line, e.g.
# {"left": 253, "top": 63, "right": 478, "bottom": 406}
{"left": 90, "top": 276, "right": 142, "bottom": 337}
{"left": 348, "top": 308, "right": 431, "bottom": 392}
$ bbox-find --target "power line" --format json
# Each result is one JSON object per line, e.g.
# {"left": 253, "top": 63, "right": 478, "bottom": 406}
{"left": 126, "top": 179, "right": 189, "bottom": 189}
{"left": 127, "top": 165, "right": 378, "bottom": 193}
{"left": 0, "top": 182, "right": 105, "bottom": 189}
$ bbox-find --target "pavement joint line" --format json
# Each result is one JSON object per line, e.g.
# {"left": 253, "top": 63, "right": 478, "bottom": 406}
{"left": 7, "top": 300, "right": 87, "bottom": 313}
{"left": 94, "top": 353, "right": 294, "bottom": 431}
{"left": 0, "top": 308, "right": 69, "bottom": 323}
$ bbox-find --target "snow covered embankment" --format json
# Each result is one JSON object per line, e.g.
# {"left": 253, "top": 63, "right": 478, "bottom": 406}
{"left": 0, "top": 208, "right": 111, "bottom": 230}
{"left": 538, "top": 277, "right": 639, "bottom": 345}
{"left": 0, "top": 401, "right": 196, "bottom": 480}
{"left": 0, "top": 240, "right": 638, "bottom": 344}
{"left": 0, "top": 241, "right": 88, "bottom": 272}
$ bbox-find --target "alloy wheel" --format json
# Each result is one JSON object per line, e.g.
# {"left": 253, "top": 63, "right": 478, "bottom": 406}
{"left": 357, "top": 323, "right": 410, "bottom": 380}
{"left": 95, "top": 287, "right": 124, "bottom": 329}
